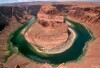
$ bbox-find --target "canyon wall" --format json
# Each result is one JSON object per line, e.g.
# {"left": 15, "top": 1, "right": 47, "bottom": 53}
{"left": 0, "top": 2, "right": 100, "bottom": 68}
{"left": 0, "top": 3, "right": 100, "bottom": 31}
{"left": 0, "top": 5, "right": 41, "bottom": 31}
{"left": 68, "top": 6, "right": 100, "bottom": 24}
{"left": 0, "top": 6, "right": 12, "bottom": 31}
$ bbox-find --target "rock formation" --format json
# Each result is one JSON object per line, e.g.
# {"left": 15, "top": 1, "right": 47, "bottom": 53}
{"left": 68, "top": 6, "right": 100, "bottom": 24}
{"left": 13, "top": 5, "right": 41, "bottom": 23}
{"left": 25, "top": 5, "right": 68, "bottom": 49}
{"left": 0, "top": 2, "right": 100, "bottom": 68}
{"left": 0, "top": 4, "right": 99, "bottom": 32}
{"left": 0, "top": 6, "right": 12, "bottom": 31}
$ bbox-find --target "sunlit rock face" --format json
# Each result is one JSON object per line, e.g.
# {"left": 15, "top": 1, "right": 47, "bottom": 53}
{"left": 25, "top": 5, "right": 68, "bottom": 49}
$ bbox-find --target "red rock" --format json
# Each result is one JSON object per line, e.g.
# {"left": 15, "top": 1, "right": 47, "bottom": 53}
{"left": 68, "top": 6, "right": 100, "bottom": 24}
{"left": 25, "top": 5, "right": 68, "bottom": 49}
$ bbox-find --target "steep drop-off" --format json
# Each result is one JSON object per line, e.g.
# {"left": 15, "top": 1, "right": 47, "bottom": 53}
{"left": 0, "top": 2, "right": 99, "bottom": 68}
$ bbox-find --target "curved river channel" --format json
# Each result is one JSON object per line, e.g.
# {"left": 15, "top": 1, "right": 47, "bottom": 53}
{"left": 7, "top": 17, "right": 94, "bottom": 65}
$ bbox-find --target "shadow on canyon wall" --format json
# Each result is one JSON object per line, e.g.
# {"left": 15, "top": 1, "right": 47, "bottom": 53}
{"left": 0, "top": 3, "right": 100, "bottom": 31}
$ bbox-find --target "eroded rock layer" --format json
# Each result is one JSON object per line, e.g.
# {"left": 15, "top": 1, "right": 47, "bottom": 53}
{"left": 25, "top": 5, "right": 68, "bottom": 49}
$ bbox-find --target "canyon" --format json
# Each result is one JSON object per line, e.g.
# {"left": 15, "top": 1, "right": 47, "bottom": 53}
{"left": 0, "top": 3, "right": 100, "bottom": 31}
{"left": 0, "top": 2, "right": 100, "bottom": 68}
{"left": 25, "top": 5, "right": 68, "bottom": 50}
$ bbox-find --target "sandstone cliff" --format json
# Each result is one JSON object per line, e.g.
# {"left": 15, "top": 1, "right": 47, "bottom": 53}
{"left": 0, "top": 3, "right": 99, "bottom": 31}
{"left": 25, "top": 5, "right": 68, "bottom": 49}
{"left": 68, "top": 6, "right": 100, "bottom": 24}
{"left": 0, "top": 6, "right": 12, "bottom": 31}
{"left": 0, "top": 5, "right": 41, "bottom": 31}
{"left": 0, "top": 2, "right": 100, "bottom": 68}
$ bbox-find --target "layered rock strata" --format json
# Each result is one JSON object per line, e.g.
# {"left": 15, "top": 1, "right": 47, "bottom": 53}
{"left": 68, "top": 6, "right": 100, "bottom": 24}
{"left": 25, "top": 5, "right": 68, "bottom": 50}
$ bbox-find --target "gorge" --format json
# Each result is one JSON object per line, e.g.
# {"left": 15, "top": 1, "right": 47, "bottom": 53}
{"left": 8, "top": 5, "right": 93, "bottom": 65}
{"left": 0, "top": 2, "right": 99, "bottom": 68}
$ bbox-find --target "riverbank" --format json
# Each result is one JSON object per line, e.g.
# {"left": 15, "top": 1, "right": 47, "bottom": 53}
{"left": 0, "top": 3, "right": 99, "bottom": 68}
{"left": 5, "top": 16, "right": 93, "bottom": 66}
{"left": 5, "top": 15, "right": 99, "bottom": 68}
{"left": 65, "top": 16, "right": 100, "bottom": 68}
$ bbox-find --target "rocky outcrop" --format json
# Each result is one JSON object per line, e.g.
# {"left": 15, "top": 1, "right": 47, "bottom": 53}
{"left": 0, "top": 5, "right": 41, "bottom": 31}
{"left": 0, "top": 4, "right": 99, "bottom": 31}
{"left": 13, "top": 5, "right": 41, "bottom": 23}
{"left": 37, "top": 5, "right": 65, "bottom": 28}
{"left": 51, "top": 5, "right": 100, "bottom": 24}
{"left": 68, "top": 6, "right": 100, "bottom": 24}
{"left": 0, "top": 2, "right": 100, "bottom": 68}
{"left": 0, "top": 6, "right": 12, "bottom": 31}
{"left": 25, "top": 5, "right": 68, "bottom": 49}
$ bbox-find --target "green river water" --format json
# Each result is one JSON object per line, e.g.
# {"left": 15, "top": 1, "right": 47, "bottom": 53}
{"left": 7, "top": 17, "right": 94, "bottom": 65}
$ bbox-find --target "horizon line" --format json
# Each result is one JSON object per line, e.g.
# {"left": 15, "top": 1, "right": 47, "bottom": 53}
{"left": 0, "top": 1, "right": 100, "bottom": 4}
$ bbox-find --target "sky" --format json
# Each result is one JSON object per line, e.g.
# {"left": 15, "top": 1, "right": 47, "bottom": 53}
{"left": 0, "top": 0, "right": 100, "bottom": 4}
